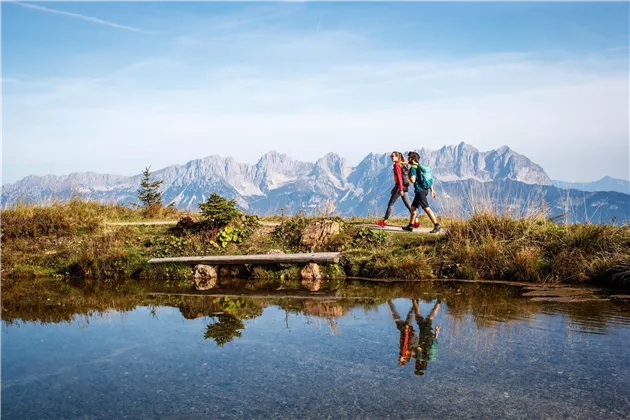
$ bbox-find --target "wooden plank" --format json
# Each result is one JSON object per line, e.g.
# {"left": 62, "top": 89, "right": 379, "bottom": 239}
{"left": 147, "top": 292, "right": 376, "bottom": 300}
{"left": 106, "top": 221, "right": 178, "bottom": 226}
{"left": 148, "top": 252, "right": 340, "bottom": 265}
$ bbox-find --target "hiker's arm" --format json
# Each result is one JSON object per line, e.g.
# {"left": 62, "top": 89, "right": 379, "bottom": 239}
{"left": 430, "top": 185, "right": 436, "bottom": 198}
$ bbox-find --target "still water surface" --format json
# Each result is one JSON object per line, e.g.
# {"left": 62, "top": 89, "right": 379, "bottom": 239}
{"left": 2, "top": 280, "right": 630, "bottom": 419}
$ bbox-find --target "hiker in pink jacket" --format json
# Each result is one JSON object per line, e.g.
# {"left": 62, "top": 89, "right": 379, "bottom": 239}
{"left": 376, "top": 151, "right": 417, "bottom": 227}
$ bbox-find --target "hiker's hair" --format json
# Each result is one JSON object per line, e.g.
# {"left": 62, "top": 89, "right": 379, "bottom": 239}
{"left": 407, "top": 151, "right": 420, "bottom": 163}
{"left": 391, "top": 151, "right": 404, "bottom": 161}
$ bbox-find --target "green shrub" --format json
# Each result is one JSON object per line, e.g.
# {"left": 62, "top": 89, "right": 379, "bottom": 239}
{"left": 217, "top": 226, "right": 247, "bottom": 248}
{"left": 198, "top": 193, "right": 241, "bottom": 229}
{"left": 147, "top": 234, "right": 219, "bottom": 258}
{"left": 353, "top": 227, "right": 387, "bottom": 247}
{"left": 233, "top": 214, "right": 260, "bottom": 236}
{"left": 271, "top": 215, "right": 309, "bottom": 250}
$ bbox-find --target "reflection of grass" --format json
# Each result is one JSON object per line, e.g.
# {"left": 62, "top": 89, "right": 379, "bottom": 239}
{"left": 0, "top": 277, "right": 142, "bottom": 325}
{"left": 2, "top": 279, "right": 627, "bottom": 339}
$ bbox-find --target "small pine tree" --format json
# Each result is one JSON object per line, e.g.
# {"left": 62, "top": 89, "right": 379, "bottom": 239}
{"left": 198, "top": 193, "right": 241, "bottom": 229}
{"left": 137, "top": 166, "right": 164, "bottom": 208}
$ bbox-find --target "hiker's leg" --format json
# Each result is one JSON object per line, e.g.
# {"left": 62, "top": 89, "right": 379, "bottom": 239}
{"left": 428, "top": 300, "right": 441, "bottom": 320}
{"left": 388, "top": 300, "right": 401, "bottom": 321}
{"left": 409, "top": 206, "right": 418, "bottom": 226}
{"left": 409, "top": 190, "right": 424, "bottom": 226}
{"left": 412, "top": 299, "right": 421, "bottom": 317}
{"left": 416, "top": 190, "right": 438, "bottom": 225}
{"left": 405, "top": 308, "right": 414, "bottom": 327}
{"left": 401, "top": 191, "right": 419, "bottom": 224}
{"left": 384, "top": 191, "right": 400, "bottom": 220}
{"left": 401, "top": 191, "right": 413, "bottom": 212}
{"left": 424, "top": 207, "right": 438, "bottom": 225}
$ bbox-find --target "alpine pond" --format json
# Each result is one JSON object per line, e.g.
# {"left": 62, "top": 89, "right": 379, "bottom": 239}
{"left": 2, "top": 279, "right": 630, "bottom": 419}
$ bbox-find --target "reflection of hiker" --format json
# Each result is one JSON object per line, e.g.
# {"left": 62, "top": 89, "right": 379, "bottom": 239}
{"left": 403, "top": 152, "right": 441, "bottom": 233}
{"left": 412, "top": 299, "right": 441, "bottom": 376}
{"left": 388, "top": 300, "right": 420, "bottom": 366}
{"left": 376, "top": 152, "right": 417, "bottom": 228}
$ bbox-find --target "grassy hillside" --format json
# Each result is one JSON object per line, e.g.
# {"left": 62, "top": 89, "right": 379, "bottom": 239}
{"left": 1, "top": 200, "right": 628, "bottom": 288}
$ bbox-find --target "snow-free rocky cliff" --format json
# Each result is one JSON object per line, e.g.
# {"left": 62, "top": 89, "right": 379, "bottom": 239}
{"left": 3, "top": 143, "right": 627, "bottom": 224}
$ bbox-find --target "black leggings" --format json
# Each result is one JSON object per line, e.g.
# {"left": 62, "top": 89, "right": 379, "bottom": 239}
{"left": 384, "top": 189, "right": 412, "bottom": 220}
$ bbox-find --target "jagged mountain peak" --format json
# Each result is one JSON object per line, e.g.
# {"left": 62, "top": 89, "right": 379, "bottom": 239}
{"left": 257, "top": 150, "right": 292, "bottom": 165}
{"left": 456, "top": 142, "right": 479, "bottom": 152}
{"left": 314, "top": 152, "right": 346, "bottom": 167}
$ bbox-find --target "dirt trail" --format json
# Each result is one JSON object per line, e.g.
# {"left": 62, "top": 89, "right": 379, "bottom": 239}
{"left": 105, "top": 220, "right": 443, "bottom": 235}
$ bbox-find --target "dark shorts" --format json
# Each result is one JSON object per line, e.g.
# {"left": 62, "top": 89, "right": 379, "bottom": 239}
{"left": 412, "top": 189, "right": 430, "bottom": 209}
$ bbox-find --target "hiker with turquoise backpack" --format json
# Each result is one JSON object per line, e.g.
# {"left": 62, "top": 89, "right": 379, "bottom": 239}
{"left": 404, "top": 151, "right": 441, "bottom": 233}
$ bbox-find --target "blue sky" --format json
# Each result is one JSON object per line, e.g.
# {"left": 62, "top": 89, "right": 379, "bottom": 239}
{"left": 2, "top": 1, "right": 629, "bottom": 183}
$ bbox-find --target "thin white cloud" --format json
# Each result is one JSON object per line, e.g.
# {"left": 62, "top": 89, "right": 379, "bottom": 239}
{"left": 1, "top": 78, "right": 22, "bottom": 85}
{"left": 8, "top": 2, "right": 150, "bottom": 33}
{"left": 3, "top": 14, "right": 628, "bottom": 183}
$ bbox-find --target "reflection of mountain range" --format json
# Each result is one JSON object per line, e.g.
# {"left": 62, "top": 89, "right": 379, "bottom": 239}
{"left": 2, "top": 143, "right": 628, "bottom": 224}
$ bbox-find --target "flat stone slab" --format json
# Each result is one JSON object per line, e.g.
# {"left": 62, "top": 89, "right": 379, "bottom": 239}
{"left": 522, "top": 286, "right": 606, "bottom": 302}
{"left": 522, "top": 288, "right": 594, "bottom": 297}
{"left": 530, "top": 297, "right": 605, "bottom": 303}
{"left": 357, "top": 224, "right": 445, "bottom": 235}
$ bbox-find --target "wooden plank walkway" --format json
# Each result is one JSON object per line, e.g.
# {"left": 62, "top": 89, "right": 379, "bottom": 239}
{"left": 148, "top": 252, "right": 341, "bottom": 265}
{"left": 106, "top": 221, "right": 178, "bottom": 226}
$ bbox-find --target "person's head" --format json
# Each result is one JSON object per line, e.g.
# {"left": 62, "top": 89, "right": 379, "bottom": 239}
{"left": 407, "top": 151, "right": 420, "bottom": 164}
{"left": 390, "top": 151, "right": 403, "bottom": 162}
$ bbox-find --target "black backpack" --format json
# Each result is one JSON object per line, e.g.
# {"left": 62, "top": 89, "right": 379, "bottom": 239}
{"left": 400, "top": 163, "right": 411, "bottom": 188}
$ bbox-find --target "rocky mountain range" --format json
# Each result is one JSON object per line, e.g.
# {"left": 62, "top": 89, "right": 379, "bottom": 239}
{"left": 552, "top": 176, "right": 630, "bottom": 195}
{"left": 2, "top": 143, "right": 628, "bottom": 224}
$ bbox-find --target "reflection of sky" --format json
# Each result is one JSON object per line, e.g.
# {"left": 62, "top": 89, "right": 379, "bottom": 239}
{"left": 2, "top": 299, "right": 630, "bottom": 419}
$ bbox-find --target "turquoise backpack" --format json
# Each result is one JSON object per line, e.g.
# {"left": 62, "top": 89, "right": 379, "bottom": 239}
{"left": 418, "top": 164, "right": 433, "bottom": 190}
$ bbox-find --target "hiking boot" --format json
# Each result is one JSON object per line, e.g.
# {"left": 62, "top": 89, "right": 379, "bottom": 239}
{"left": 402, "top": 225, "right": 414, "bottom": 232}
{"left": 413, "top": 221, "right": 421, "bottom": 228}
{"left": 376, "top": 220, "right": 387, "bottom": 227}
{"left": 429, "top": 224, "right": 442, "bottom": 234}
